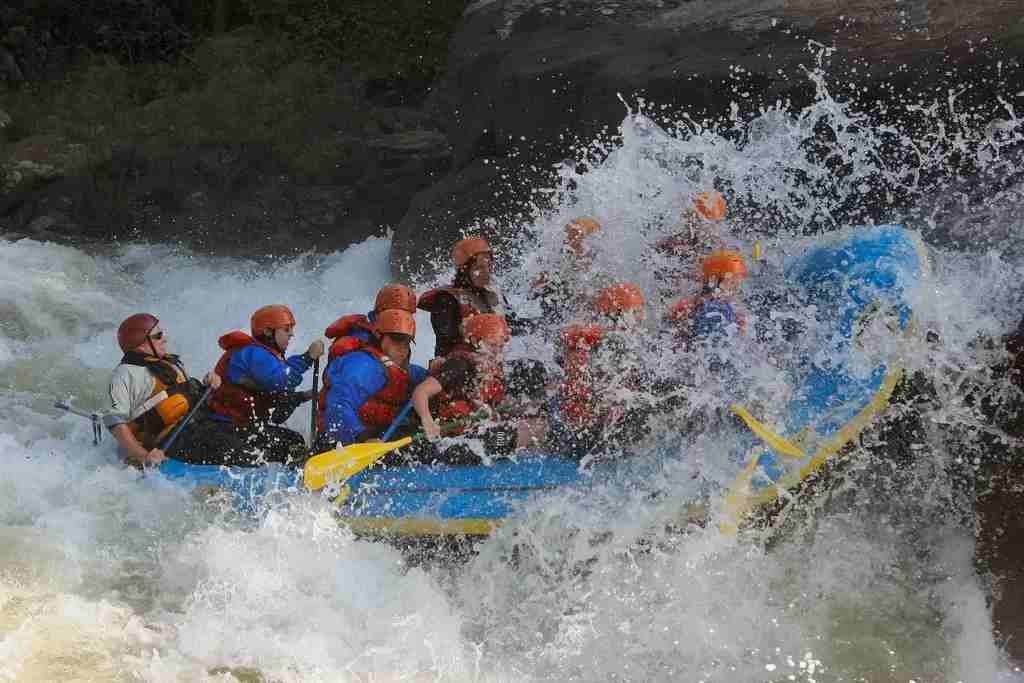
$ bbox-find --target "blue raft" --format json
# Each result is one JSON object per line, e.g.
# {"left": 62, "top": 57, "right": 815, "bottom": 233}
{"left": 155, "top": 224, "right": 926, "bottom": 536}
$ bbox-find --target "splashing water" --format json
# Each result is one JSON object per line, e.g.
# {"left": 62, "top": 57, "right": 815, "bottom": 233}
{"left": 2, "top": 57, "right": 1024, "bottom": 681}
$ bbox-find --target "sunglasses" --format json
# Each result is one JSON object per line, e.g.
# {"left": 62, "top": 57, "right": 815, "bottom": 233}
{"left": 384, "top": 333, "right": 414, "bottom": 344}
{"left": 148, "top": 331, "right": 165, "bottom": 341}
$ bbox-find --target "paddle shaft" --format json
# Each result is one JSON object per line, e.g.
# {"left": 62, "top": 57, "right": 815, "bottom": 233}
{"left": 309, "top": 358, "right": 320, "bottom": 447}
{"left": 161, "top": 385, "right": 214, "bottom": 453}
{"left": 381, "top": 401, "right": 413, "bottom": 442}
{"left": 54, "top": 399, "right": 105, "bottom": 445}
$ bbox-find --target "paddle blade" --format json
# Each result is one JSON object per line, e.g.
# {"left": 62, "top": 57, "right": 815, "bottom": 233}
{"left": 304, "top": 436, "right": 413, "bottom": 491}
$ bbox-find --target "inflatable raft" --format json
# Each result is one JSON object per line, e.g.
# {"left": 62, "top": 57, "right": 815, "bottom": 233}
{"left": 139, "top": 224, "right": 923, "bottom": 536}
{"left": 329, "top": 224, "right": 925, "bottom": 537}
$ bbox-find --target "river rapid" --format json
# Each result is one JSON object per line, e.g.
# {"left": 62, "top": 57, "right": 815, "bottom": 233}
{"left": 2, "top": 57, "right": 1024, "bottom": 681}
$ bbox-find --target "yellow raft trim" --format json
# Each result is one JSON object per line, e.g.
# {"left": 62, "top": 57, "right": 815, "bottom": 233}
{"left": 720, "top": 367, "right": 904, "bottom": 536}
{"left": 338, "top": 516, "right": 501, "bottom": 537}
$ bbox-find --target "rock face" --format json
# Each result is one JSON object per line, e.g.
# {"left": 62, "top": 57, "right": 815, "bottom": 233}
{"left": 0, "top": 133, "right": 451, "bottom": 257}
{"left": 391, "top": 0, "right": 1024, "bottom": 276}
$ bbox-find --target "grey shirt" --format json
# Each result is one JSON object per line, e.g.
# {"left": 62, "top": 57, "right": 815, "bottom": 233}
{"left": 103, "top": 363, "right": 156, "bottom": 429}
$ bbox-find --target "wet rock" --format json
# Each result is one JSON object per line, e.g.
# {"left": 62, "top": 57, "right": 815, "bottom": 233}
{"left": 1, "top": 135, "right": 87, "bottom": 193}
{"left": 0, "top": 128, "right": 449, "bottom": 259}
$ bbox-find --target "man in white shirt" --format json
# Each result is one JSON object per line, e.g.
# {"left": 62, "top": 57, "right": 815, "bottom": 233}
{"left": 104, "top": 313, "right": 220, "bottom": 466}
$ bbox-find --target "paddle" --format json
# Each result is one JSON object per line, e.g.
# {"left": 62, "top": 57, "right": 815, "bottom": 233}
{"left": 304, "top": 413, "right": 476, "bottom": 492}
{"left": 161, "top": 385, "right": 215, "bottom": 453}
{"left": 304, "top": 435, "right": 415, "bottom": 491}
{"left": 54, "top": 399, "right": 105, "bottom": 445}
{"left": 381, "top": 401, "right": 413, "bottom": 441}
{"left": 729, "top": 404, "right": 804, "bottom": 459}
{"left": 309, "top": 358, "right": 320, "bottom": 447}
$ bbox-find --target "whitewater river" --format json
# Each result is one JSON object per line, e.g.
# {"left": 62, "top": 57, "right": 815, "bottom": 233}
{"left": 2, "top": 64, "right": 1024, "bottom": 681}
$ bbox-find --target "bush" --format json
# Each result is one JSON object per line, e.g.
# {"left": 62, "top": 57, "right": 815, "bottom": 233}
{"left": 3, "top": 0, "right": 205, "bottom": 65}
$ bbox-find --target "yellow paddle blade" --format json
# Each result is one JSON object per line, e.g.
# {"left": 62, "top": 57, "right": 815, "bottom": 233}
{"left": 730, "top": 405, "right": 805, "bottom": 459}
{"left": 304, "top": 436, "right": 413, "bottom": 491}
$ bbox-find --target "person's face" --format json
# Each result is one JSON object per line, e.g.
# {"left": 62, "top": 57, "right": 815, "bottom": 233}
{"left": 380, "top": 332, "right": 412, "bottom": 365}
{"left": 711, "top": 275, "right": 742, "bottom": 297}
{"left": 270, "top": 324, "right": 295, "bottom": 351}
{"left": 140, "top": 326, "right": 168, "bottom": 357}
{"left": 468, "top": 253, "right": 493, "bottom": 288}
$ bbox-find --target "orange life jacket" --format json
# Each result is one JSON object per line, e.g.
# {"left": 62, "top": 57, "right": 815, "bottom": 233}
{"left": 418, "top": 286, "right": 506, "bottom": 354}
{"left": 436, "top": 350, "right": 507, "bottom": 423}
{"left": 120, "top": 353, "right": 197, "bottom": 448}
{"left": 316, "top": 346, "right": 412, "bottom": 438}
{"left": 207, "top": 331, "right": 284, "bottom": 427}
{"left": 557, "top": 323, "right": 607, "bottom": 429}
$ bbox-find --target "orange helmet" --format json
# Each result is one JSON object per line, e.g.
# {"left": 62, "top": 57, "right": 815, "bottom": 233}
{"left": 594, "top": 283, "right": 646, "bottom": 316}
{"left": 463, "top": 313, "right": 510, "bottom": 347}
{"left": 374, "top": 284, "right": 417, "bottom": 313}
{"left": 117, "top": 313, "right": 159, "bottom": 352}
{"left": 251, "top": 305, "right": 296, "bottom": 336}
{"left": 452, "top": 237, "right": 492, "bottom": 269}
{"left": 701, "top": 250, "right": 747, "bottom": 281}
{"left": 693, "top": 190, "right": 727, "bottom": 221}
{"left": 564, "top": 217, "right": 601, "bottom": 256}
{"left": 375, "top": 309, "right": 416, "bottom": 337}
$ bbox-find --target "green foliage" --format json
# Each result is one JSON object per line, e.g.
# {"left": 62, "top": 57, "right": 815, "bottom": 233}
{"left": 1, "top": 30, "right": 364, "bottom": 181}
{"left": 241, "top": 0, "right": 468, "bottom": 82}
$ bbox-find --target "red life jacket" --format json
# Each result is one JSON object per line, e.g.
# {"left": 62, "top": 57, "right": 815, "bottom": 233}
{"left": 316, "top": 346, "right": 412, "bottom": 438}
{"left": 418, "top": 286, "right": 506, "bottom": 354}
{"left": 436, "top": 350, "right": 507, "bottom": 423}
{"left": 207, "top": 331, "right": 284, "bottom": 427}
{"left": 324, "top": 314, "right": 375, "bottom": 361}
{"left": 558, "top": 323, "right": 607, "bottom": 429}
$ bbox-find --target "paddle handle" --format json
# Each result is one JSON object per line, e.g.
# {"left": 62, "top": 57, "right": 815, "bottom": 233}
{"left": 381, "top": 401, "right": 413, "bottom": 442}
{"left": 54, "top": 399, "right": 105, "bottom": 445}
{"left": 161, "top": 385, "right": 214, "bottom": 453}
{"left": 309, "top": 358, "right": 320, "bottom": 446}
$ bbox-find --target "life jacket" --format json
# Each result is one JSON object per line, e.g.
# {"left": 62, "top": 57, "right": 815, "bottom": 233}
{"left": 316, "top": 346, "right": 413, "bottom": 438}
{"left": 120, "top": 352, "right": 199, "bottom": 449}
{"left": 557, "top": 323, "right": 607, "bottom": 429}
{"left": 207, "top": 331, "right": 285, "bottom": 427}
{"left": 418, "top": 286, "right": 506, "bottom": 354}
{"left": 324, "top": 313, "right": 375, "bottom": 361}
{"left": 667, "top": 295, "right": 745, "bottom": 340}
{"left": 436, "top": 350, "right": 507, "bottom": 424}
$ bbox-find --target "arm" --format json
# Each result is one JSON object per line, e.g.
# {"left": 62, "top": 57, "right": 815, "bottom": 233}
{"left": 412, "top": 376, "right": 445, "bottom": 441}
{"left": 105, "top": 367, "right": 165, "bottom": 466}
{"left": 321, "top": 354, "right": 387, "bottom": 445}
{"left": 430, "top": 293, "right": 462, "bottom": 358}
{"left": 233, "top": 345, "right": 312, "bottom": 393}
{"left": 501, "top": 292, "right": 538, "bottom": 335}
{"left": 109, "top": 424, "right": 165, "bottom": 466}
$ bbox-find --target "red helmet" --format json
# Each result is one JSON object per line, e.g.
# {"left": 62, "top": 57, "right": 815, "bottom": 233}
{"left": 452, "top": 237, "right": 492, "bottom": 269}
{"left": 374, "top": 284, "right": 417, "bottom": 314}
{"left": 117, "top": 313, "right": 159, "bottom": 353}
{"left": 375, "top": 309, "right": 416, "bottom": 337}
{"left": 250, "top": 305, "right": 296, "bottom": 336}
{"left": 693, "top": 191, "right": 727, "bottom": 221}
{"left": 463, "top": 313, "right": 510, "bottom": 347}
{"left": 594, "top": 283, "right": 646, "bottom": 316}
